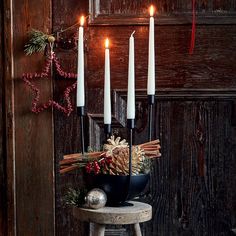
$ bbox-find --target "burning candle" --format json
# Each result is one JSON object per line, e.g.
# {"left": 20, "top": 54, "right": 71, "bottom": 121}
{"left": 77, "top": 16, "right": 85, "bottom": 107}
{"left": 147, "top": 5, "right": 155, "bottom": 95}
{"left": 104, "top": 38, "right": 111, "bottom": 125}
{"left": 127, "top": 31, "right": 135, "bottom": 120}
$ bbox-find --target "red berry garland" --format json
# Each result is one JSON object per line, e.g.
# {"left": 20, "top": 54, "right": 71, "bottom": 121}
{"left": 22, "top": 52, "right": 77, "bottom": 116}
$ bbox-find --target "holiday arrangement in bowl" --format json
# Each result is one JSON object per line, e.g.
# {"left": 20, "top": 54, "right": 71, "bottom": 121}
{"left": 60, "top": 136, "right": 161, "bottom": 206}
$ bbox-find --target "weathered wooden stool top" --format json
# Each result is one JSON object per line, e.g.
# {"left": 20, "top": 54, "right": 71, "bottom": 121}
{"left": 72, "top": 201, "right": 152, "bottom": 225}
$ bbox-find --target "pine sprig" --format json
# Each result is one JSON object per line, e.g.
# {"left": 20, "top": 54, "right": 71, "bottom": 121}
{"left": 63, "top": 187, "right": 87, "bottom": 207}
{"left": 24, "top": 29, "right": 55, "bottom": 55}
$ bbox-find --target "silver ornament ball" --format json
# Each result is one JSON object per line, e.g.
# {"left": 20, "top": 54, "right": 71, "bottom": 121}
{"left": 85, "top": 188, "right": 107, "bottom": 209}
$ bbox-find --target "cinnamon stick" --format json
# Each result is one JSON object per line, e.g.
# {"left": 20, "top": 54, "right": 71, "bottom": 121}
{"left": 60, "top": 165, "right": 80, "bottom": 174}
{"left": 60, "top": 139, "right": 161, "bottom": 174}
{"left": 63, "top": 151, "right": 103, "bottom": 160}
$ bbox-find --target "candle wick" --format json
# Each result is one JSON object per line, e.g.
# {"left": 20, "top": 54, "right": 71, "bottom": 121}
{"left": 131, "top": 31, "right": 135, "bottom": 37}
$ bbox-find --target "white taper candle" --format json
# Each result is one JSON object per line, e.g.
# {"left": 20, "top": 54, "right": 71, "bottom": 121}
{"left": 104, "top": 38, "right": 111, "bottom": 124}
{"left": 147, "top": 6, "right": 155, "bottom": 95}
{"left": 127, "top": 31, "right": 135, "bottom": 120}
{"left": 77, "top": 16, "right": 85, "bottom": 107}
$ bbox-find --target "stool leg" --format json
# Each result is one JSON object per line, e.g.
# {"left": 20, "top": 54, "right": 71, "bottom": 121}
{"left": 92, "top": 223, "right": 105, "bottom": 236}
{"left": 133, "top": 223, "right": 142, "bottom": 236}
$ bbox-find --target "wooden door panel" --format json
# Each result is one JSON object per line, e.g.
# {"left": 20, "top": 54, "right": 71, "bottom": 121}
{"left": 53, "top": 0, "right": 236, "bottom": 235}
{"left": 53, "top": 1, "right": 90, "bottom": 235}
{"left": 148, "top": 97, "right": 236, "bottom": 235}
{"left": 12, "top": 0, "right": 55, "bottom": 234}
{"left": 0, "top": 2, "right": 6, "bottom": 234}
{"left": 90, "top": 0, "right": 236, "bottom": 15}
{"left": 86, "top": 89, "right": 236, "bottom": 235}
{"left": 87, "top": 25, "right": 236, "bottom": 90}
{"left": 2, "top": 0, "right": 235, "bottom": 235}
{"left": 90, "top": 0, "right": 236, "bottom": 25}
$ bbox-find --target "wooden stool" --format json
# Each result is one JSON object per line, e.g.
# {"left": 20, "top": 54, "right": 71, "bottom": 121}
{"left": 72, "top": 201, "right": 152, "bottom": 236}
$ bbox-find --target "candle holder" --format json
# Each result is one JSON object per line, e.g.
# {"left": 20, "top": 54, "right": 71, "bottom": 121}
{"left": 84, "top": 119, "right": 151, "bottom": 206}
{"left": 127, "top": 119, "right": 135, "bottom": 177}
{"left": 126, "top": 118, "right": 134, "bottom": 200}
{"left": 77, "top": 106, "right": 85, "bottom": 155}
{"left": 148, "top": 95, "right": 155, "bottom": 141}
{"left": 60, "top": 7, "right": 161, "bottom": 207}
{"left": 104, "top": 124, "right": 112, "bottom": 140}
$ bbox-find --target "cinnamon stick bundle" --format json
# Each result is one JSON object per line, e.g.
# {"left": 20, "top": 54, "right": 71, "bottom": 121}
{"left": 60, "top": 139, "right": 161, "bottom": 174}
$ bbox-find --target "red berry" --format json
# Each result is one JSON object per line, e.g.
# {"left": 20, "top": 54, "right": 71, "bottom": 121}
{"left": 85, "top": 163, "right": 92, "bottom": 173}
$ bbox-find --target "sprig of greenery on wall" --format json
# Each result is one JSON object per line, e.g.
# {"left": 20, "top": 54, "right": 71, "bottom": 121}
{"left": 24, "top": 29, "right": 55, "bottom": 55}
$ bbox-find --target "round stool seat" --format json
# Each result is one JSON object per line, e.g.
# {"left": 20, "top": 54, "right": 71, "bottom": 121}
{"left": 72, "top": 201, "right": 152, "bottom": 236}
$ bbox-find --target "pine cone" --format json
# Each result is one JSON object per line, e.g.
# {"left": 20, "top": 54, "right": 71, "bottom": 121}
{"left": 103, "top": 136, "right": 145, "bottom": 175}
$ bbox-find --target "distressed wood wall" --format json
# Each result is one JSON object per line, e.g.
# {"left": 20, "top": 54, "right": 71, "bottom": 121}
{"left": 93, "top": 0, "right": 236, "bottom": 14}
{"left": 1, "top": 0, "right": 236, "bottom": 235}
{"left": 54, "top": 0, "right": 236, "bottom": 235}
{"left": 0, "top": 2, "right": 6, "bottom": 235}
{"left": 2, "top": 0, "right": 54, "bottom": 235}
{"left": 13, "top": 0, "right": 54, "bottom": 234}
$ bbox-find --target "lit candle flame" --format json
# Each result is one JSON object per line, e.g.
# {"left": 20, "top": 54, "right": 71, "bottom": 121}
{"left": 80, "top": 16, "right": 85, "bottom": 26}
{"left": 149, "top": 5, "right": 155, "bottom": 17}
{"left": 105, "top": 38, "right": 109, "bottom": 48}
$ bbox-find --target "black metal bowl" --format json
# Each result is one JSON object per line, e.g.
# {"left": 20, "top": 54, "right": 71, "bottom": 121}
{"left": 85, "top": 173, "right": 150, "bottom": 206}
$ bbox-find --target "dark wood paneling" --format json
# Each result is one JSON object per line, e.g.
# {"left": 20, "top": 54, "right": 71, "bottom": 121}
{"left": 86, "top": 89, "right": 236, "bottom": 146}
{"left": 143, "top": 98, "right": 236, "bottom": 236}
{"left": 52, "top": 0, "right": 236, "bottom": 235}
{"left": 53, "top": 0, "right": 88, "bottom": 32}
{"left": 86, "top": 89, "right": 236, "bottom": 235}
{"left": 53, "top": 1, "right": 89, "bottom": 235}
{"left": 0, "top": 1, "right": 7, "bottom": 235}
{"left": 3, "top": 0, "right": 16, "bottom": 235}
{"left": 1, "top": 0, "right": 234, "bottom": 235}
{"left": 0, "top": 0, "right": 227, "bottom": 235}
{"left": 91, "top": 0, "right": 236, "bottom": 15}
{"left": 87, "top": 25, "right": 236, "bottom": 90}
{"left": 89, "top": 0, "right": 236, "bottom": 25}
{"left": 150, "top": 98, "right": 236, "bottom": 236}
{"left": 12, "top": 0, "right": 54, "bottom": 235}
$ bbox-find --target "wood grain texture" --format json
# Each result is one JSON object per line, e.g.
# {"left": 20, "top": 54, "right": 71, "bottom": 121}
{"left": 0, "top": 2, "right": 7, "bottom": 235}
{"left": 54, "top": 109, "right": 89, "bottom": 236}
{"left": 144, "top": 99, "right": 236, "bottom": 236}
{"left": 89, "top": 0, "right": 236, "bottom": 25}
{"left": 12, "top": 0, "right": 54, "bottom": 235}
{"left": 91, "top": 0, "right": 236, "bottom": 14}
{"left": 53, "top": 0, "right": 89, "bottom": 235}
{"left": 3, "top": 0, "right": 16, "bottom": 235}
{"left": 86, "top": 89, "right": 236, "bottom": 235}
{"left": 53, "top": 0, "right": 236, "bottom": 235}
{"left": 1, "top": 0, "right": 235, "bottom": 235}
{"left": 72, "top": 201, "right": 152, "bottom": 224}
{"left": 86, "top": 89, "right": 236, "bottom": 147}
{"left": 87, "top": 25, "right": 236, "bottom": 90}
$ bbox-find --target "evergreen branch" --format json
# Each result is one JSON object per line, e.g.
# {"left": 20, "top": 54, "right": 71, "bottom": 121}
{"left": 63, "top": 187, "right": 87, "bottom": 207}
{"left": 24, "top": 29, "right": 55, "bottom": 55}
